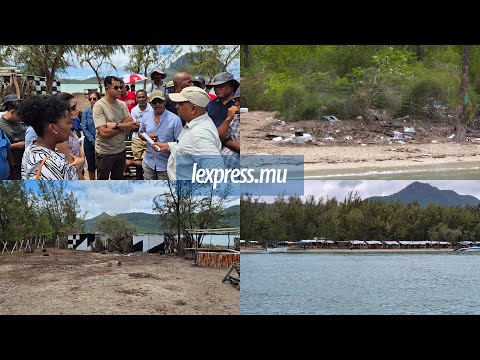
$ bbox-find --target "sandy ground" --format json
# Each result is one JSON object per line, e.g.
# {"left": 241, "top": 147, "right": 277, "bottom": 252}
{"left": 241, "top": 247, "right": 453, "bottom": 253}
{"left": 241, "top": 111, "right": 480, "bottom": 175}
{"left": 0, "top": 248, "right": 239, "bottom": 315}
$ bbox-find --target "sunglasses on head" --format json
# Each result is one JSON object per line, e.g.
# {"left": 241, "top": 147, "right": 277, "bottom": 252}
{"left": 151, "top": 99, "right": 164, "bottom": 104}
{"left": 89, "top": 97, "right": 97, "bottom": 101}
{"left": 111, "top": 85, "right": 124, "bottom": 90}
{"left": 69, "top": 104, "right": 77, "bottom": 112}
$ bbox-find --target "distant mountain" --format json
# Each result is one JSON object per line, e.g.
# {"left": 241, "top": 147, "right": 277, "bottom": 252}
{"left": 60, "top": 77, "right": 100, "bottom": 84}
{"left": 224, "top": 205, "right": 240, "bottom": 227}
{"left": 84, "top": 205, "right": 240, "bottom": 233}
{"left": 84, "top": 212, "right": 161, "bottom": 234}
{"left": 367, "top": 182, "right": 480, "bottom": 207}
{"left": 167, "top": 52, "right": 222, "bottom": 74}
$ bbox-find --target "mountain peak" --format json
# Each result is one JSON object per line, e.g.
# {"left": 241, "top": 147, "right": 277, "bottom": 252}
{"left": 368, "top": 182, "right": 479, "bottom": 207}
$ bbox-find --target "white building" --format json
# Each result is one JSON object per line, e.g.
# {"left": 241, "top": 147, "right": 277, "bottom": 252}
{"left": 67, "top": 233, "right": 107, "bottom": 251}
{"left": 132, "top": 234, "right": 164, "bottom": 253}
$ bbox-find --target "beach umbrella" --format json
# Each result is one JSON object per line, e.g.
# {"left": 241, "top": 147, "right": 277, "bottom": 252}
{"left": 122, "top": 74, "right": 147, "bottom": 84}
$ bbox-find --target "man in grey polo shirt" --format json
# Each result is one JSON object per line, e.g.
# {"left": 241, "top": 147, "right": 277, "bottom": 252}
{"left": 93, "top": 76, "right": 139, "bottom": 180}
{"left": 152, "top": 87, "right": 223, "bottom": 180}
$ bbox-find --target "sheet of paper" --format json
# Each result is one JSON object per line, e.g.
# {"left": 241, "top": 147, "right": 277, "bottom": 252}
{"left": 142, "top": 133, "right": 160, "bottom": 151}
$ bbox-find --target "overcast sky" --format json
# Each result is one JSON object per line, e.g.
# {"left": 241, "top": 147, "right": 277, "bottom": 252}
{"left": 64, "top": 45, "right": 240, "bottom": 80}
{"left": 24, "top": 181, "right": 239, "bottom": 219}
{"left": 259, "top": 180, "right": 480, "bottom": 203}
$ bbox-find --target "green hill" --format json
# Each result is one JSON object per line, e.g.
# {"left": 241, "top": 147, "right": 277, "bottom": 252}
{"left": 84, "top": 205, "right": 240, "bottom": 233}
{"left": 367, "top": 182, "right": 480, "bottom": 207}
{"left": 84, "top": 212, "right": 161, "bottom": 233}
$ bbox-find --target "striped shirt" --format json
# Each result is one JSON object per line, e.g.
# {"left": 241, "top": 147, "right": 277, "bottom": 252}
{"left": 21, "top": 145, "right": 78, "bottom": 180}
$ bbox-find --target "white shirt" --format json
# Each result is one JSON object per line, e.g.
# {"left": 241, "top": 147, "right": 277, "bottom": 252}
{"left": 167, "top": 112, "right": 223, "bottom": 180}
{"left": 131, "top": 103, "right": 154, "bottom": 139}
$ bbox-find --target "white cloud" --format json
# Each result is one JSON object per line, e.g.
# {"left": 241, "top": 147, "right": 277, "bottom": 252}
{"left": 66, "top": 180, "right": 165, "bottom": 218}
{"left": 64, "top": 181, "right": 239, "bottom": 219}
{"left": 303, "top": 180, "right": 480, "bottom": 201}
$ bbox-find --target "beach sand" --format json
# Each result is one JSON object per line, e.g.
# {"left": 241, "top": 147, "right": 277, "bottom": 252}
{"left": 241, "top": 111, "right": 480, "bottom": 176}
{"left": 0, "top": 248, "right": 239, "bottom": 315}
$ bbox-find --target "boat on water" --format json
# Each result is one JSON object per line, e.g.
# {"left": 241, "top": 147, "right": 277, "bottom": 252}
{"left": 256, "top": 247, "right": 288, "bottom": 254}
{"left": 456, "top": 246, "right": 480, "bottom": 252}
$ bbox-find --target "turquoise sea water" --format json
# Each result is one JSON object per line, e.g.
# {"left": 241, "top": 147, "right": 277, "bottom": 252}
{"left": 61, "top": 83, "right": 152, "bottom": 94}
{"left": 305, "top": 162, "right": 480, "bottom": 180}
{"left": 241, "top": 252, "right": 480, "bottom": 315}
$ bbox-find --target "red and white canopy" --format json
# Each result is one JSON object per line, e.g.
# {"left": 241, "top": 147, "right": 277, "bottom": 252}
{"left": 122, "top": 74, "right": 147, "bottom": 84}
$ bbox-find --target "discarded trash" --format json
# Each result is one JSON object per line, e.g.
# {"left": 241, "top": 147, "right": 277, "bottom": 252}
{"left": 290, "top": 128, "right": 295, "bottom": 131}
{"left": 292, "top": 134, "right": 313, "bottom": 144}
{"left": 360, "top": 144, "right": 367, "bottom": 146}
{"left": 344, "top": 135, "right": 353, "bottom": 140}
{"left": 322, "top": 115, "right": 340, "bottom": 122}
{"left": 393, "top": 131, "right": 404, "bottom": 139}
{"left": 335, "top": 129, "right": 340, "bottom": 133}
{"left": 240, "top": 108, "right": 248, "bottom": 113}
{"left": 323, "top": 136, "right": 334, "bottom": 141}
{"left": 356, "top": 116, "right": 363, "bottom": 120}
{"left": 277, "top": 120, "right": 285, "bottom": 125}
{"left": 265, "top": 134, "right": 280, "bottom": 139}
{"left": 295, "top": 130, "right": 304, "bottom": 136}
{"left": 396, "top": 140, "right": 406, "bottom": 145}
{"left": 431, "top": 140, "right": 438, "bottom": 144}
{"left": 404, "top": 126, "right": 415, "bottom": 133}
{"left": 447, "top": 134, "right": 455, "bottom": 139}
{"left": 272, "top": 137, "right": 283, "bottom": 142}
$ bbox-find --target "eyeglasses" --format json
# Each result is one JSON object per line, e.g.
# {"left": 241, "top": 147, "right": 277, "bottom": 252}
{"left": 111, "top": 85, "right": 124, "bottom": 90}
{"left": 150, "top": 99, "right": 164, "bottom": 104}
{"left": 89, "top": 97, "right": 97, "bottom": 101}
{"left": 69, "top": 104, "right": 77, "bottom": 112}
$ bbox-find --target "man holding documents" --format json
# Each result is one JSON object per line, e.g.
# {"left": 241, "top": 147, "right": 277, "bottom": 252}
{"left": 151, "top": 87, "right": 223, "bottom": 181}
{"left": 138, "top": 90, "right": 182, "bottom": 180}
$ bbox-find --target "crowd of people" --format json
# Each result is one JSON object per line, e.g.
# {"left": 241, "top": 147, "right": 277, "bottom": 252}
{"left": 0, "top": 68, "right": 240, "bottom": 180}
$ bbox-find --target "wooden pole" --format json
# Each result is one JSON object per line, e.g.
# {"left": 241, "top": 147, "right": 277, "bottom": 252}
{"left": 2, "top": 241, "right": 8, "bottom": 254}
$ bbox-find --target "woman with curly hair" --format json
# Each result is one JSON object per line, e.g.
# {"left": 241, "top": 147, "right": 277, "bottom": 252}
{"left": 19, "top": 96, "right": 79, "bottom": 180}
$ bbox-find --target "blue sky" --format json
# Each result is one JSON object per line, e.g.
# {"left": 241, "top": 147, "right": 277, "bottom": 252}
{"left": 24, "top": 181, "right": 239, "bottom": 219}
{"left": 64, "top": 45, "right": 240, "bottom": 80}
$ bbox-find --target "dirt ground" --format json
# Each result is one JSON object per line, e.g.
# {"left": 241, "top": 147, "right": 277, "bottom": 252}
{"left": 241, "top": 111, "right": 480, "bottom": 174}
{"left": 0, "top": 248, "right": 239, "bottom": 315}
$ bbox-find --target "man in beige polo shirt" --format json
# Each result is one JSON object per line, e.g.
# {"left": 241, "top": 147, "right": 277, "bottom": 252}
{"left": 93, "top": 76, "right": 139, "bottom": 180}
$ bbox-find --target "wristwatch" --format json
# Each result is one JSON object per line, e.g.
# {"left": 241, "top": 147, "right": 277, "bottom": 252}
{"left": 114, "top": 123, "right": 120, "bottom": 130}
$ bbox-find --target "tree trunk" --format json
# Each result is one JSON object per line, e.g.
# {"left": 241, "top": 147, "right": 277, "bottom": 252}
{"left": 46, "top": 74, "right": 54, "bottom": 95}
{"left": 416, "top": 45, "right": 425, "bottom": 61}
{"left": 243, "top": 45, "right": 250, "bottom": 68}
{"left": 457, "top": 45, "right": 470, "bottom": 143}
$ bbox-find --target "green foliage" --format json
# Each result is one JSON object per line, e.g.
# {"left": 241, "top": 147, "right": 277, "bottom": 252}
{"left": 0, "top": 181, "right": 84, "bottom": 245}
{"left": 153, "top": 181, "right": 236, "bottom": 253}
{"left": 244, "top": 45, "right": 480, "bottom": 125}
{"left": 95, "top": 216, "right": 138, "bottom": 253}
{"left": 241, "top": 192, "right": 480, "bottom": 243}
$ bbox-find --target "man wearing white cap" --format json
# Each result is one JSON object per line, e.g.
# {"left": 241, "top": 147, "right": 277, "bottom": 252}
{"left": 152, "top": 87, "right": 223, "bottom": 180}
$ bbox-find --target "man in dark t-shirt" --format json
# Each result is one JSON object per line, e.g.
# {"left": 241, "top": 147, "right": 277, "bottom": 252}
{"left": 206, "top": 72, "right": 240, "bottom": 128}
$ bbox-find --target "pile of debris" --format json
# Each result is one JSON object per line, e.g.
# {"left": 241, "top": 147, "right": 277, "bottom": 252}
{"left": 0, "top": 67, "right": 36, "bottom": 100}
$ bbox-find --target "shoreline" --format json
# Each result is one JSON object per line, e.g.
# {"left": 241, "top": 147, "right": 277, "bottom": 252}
{"left": 241, "top": 248, "right": 454, "bottom": 253}
{"left": 242, "top": 111, "right": 480, "bottom": 177}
